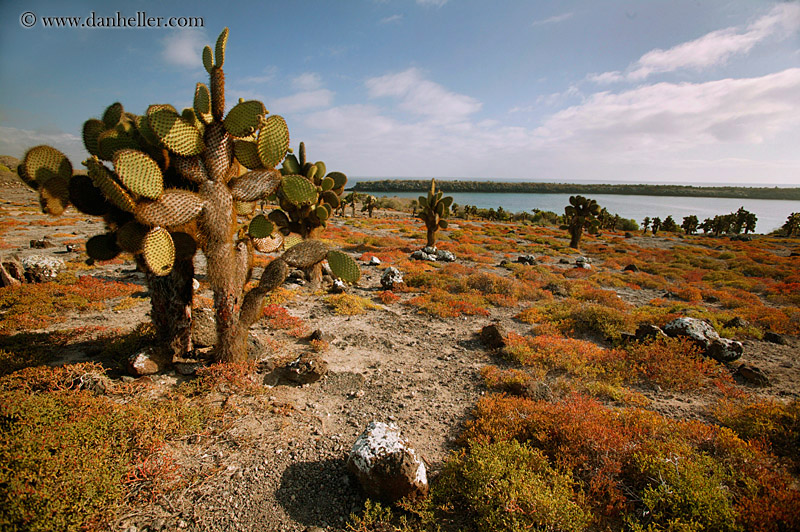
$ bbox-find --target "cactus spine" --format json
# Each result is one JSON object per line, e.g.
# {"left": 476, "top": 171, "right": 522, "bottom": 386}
{"left": 564, "top": 195, "right": 601, "bottom": 249}
{"left": 23, "top": 28, "right": 359, "bottom": 365}
{"left": 417, "top": 179, "right": 453, "bottom": 247}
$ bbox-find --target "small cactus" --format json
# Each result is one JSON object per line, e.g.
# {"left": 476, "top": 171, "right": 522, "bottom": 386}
{"left": 417, "top": 179, "right": 453, "bottom": 247}
{"left": 564, "top": 195, "right": 601, "bottom": 249}
{"left": 22, "top": 28, "right": 359, "bottom": 365}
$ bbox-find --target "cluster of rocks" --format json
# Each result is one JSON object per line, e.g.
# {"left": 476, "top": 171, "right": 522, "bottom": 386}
{"left": 500, "top": 255, "right": 537, "bottom": 267}
{"left": 624, "top": 317, "right": 744, "bottom": 363}
{"left": 410, "top": 246, "right": 455, "bottom": 262}
{"left": 0, "top": 254, "right": 65, "bottom": 286}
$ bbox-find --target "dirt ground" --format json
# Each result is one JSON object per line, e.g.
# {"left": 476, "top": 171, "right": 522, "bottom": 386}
{"left": 1, "top": 178, "right": 797, "bottom": 532}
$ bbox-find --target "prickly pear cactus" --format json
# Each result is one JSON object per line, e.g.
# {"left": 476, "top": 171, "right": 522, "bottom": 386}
{"left": 22, "top": 28, "right": 358, "bottom": 364}
{"left": 417, "top": 179, "right": 453, "bottom": 247}
{"left": 564, "top": 195, "right": 601, "bottom": 249}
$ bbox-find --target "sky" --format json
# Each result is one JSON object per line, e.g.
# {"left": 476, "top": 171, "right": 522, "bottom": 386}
{"left": 1, "top": 0, "right": 798, "bottom": 185}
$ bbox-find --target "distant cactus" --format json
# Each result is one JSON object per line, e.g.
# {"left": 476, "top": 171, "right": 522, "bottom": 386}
{"left": 22, "top": 28, "right": 359, "bottom": 364}
{"left": 564, "top": 195, "right": 600, "bottom": 249}
{"left": 361, "top": 195, "right": 377, "bottom": 218}
{"left": 783, "top": 212, "right": 800, "bottom": 237}
{"left": 417, "top": 179, "right": 452, "bottom": 247}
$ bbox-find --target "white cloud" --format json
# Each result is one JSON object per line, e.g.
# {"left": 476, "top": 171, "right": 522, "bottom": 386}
{"left": 0, "top": 126, "right": 85, "bottom": 166}
{"left": 366, "top": 68, "right": 482, "bottom": 123}
{"left": 531, "top": 12, "right": 574, "bottom": 27}
{"left": 416, "top": 0, "right": 448, "bottom": 7}
{"left": 380, "top": 14, "right": 403, "bottom": 24}
{"left": 161, "top": 29, "right": 208, "bottom": 68}
{"left": 292, "top": 73, "right": 323, "bottom": 91}
{"left": 239, "top": 67, "right": 279, "bottom": 85}
{"left": 271, "top": 89, "right": 334, "bottom": 113}
{"left": 590, "top": 4, "right": 800, "bottom": 83}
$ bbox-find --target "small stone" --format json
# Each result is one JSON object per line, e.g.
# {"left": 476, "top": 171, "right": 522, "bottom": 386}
{"left": 764, "top": 331, "right": 787, "bottom": 345}
{"left": 22, "top": 255, "right": 64, "bottom": 282}
{"left": 381, "top": 267, "right": 404, "bottom": 290}
{"left": 192, "top": 278, "right": 200, "bottom": 291}
{"left": 285, "top": 353, "right": 328, "bottom": 384}
{"left": 559, "top": 258, "right": 570, "bottom": 264}
{"left": 435, "top": 249, "right": 456, "bottom": 262}
{"left": 422, "top": 246, "right": 437, "bottom": 255}
{"left": 624, "top": 232, "right": 634, "bottom": 238}
{"left": 623, "top": 264, "right": 639, "bottom": 272}
{"left": 724, "top": 316, "right": 749, "bottom": 329}
{"left": 329, "top": 279, "right": 346, "bottom": 294}
{"left": 635, "top": 323, "right": 667, "bottom": 341}
{"left": 126, "top": 348, "right": 167, "bottom": 376}
{"left": 30, "top": 237, "right": 55, "bottom": 249}
{"left": 735, "top": 364, "right": 770, "bottom": 387}
{"left": 368, "top": 256, "right": 381, "bottom": 265}
{"left": 480, "top": 323, "right": 507, "bottom": 350}
{"left": 516, "top": 255, "right": 537, "bottom": 265}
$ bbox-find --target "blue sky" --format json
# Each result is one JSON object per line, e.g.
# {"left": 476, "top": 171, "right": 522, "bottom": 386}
{"left": 1, "top": 0, "right": 798, "bottom": 184}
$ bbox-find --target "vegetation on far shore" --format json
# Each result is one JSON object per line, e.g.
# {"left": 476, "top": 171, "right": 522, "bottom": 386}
{"left": 351, "top": 179, "right": 800, "bottom": 200}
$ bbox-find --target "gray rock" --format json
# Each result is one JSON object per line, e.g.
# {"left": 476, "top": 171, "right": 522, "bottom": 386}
{"left": 559, "top": 258, "right": 570, "bottom": 264}
{"left": 663, "top": 317, "right": 743, "bottom": 362}
{"left": 191, "top": 308, "right": 217, "bottom": 348}
{"left": 22, "top": 255, "right": 64, "bottom": 282}
{"left": 623, "top": 264, "right": 639, "bottom": 272}
{"left": 435, "top": 249, "right": 456, "bottom": 262}
{"left": 735, "top": 364, "right": 770, "bottom": 387}
{"left": 724, "top": 317, "right": 749, "bottom": 329}
{"left": 764, "top": 331, "right": 787, "bottom": 345}
{"left": 285, "top": 353, "right": 328, "bottom": 384}
{"left": 380, "top": 267, "right": 404, "bottom": 290}
{"left": 347, "top": 422, "right": 428, "bottom": 503}
{"left": 329, "top": 279, "right": 347, "bottom": 294}
{"left": 516, "top": 255, "right": 537, "bottom": 265}
{"left": 635, "top": 323, "right": 667, "bottom": 341}
{"left": 422, "top": 246, "right": 437, "bottom": 255}
{"left": 368, "top": 256, "right": 381, "bottom": 266}
{"left": 30, "top": 237, "right": 55, "bottom": 249}
{"left": 575, "top": 256, "right": 592, "bottom": 265}
{"left": 410, "top": 250, "right": 435, "bottom": 261}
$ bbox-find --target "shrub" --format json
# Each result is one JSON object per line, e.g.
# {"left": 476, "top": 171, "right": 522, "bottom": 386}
{"left": 325, "top": 293, "right": 379, "bottom": 315}
{"left": 437, "top": 439, "right": 589, "bottom": 532}
{"left": 713, "top": 398, "right": 800, "bottom": 463}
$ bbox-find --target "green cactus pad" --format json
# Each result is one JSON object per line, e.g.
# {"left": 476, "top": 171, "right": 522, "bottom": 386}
{"left": 283, "top": 233, "right": 304, "bottom": 250}
{"left": 282, "top": 239, "right": 329, "bottom": 268}
{"left": 116, "top": 221, "right": 148, "bottom": 253}
{"left": 327, "top": 171, "right": 347, "bottom": 189}
{"left": 229, "top": 169, "right": 282, "bottom": 202}
{"left": 252, "top": 234, "right": 283, "bottom": 253}
{"left": 315, "top": 205, "right": 329, "bottom": 222}
{"left": 182, "top": 108, "right": 204, "bottom": 133}
{"left": 438, "top": 219, "right": 448, "bottom": 229}
{"left": 224, "top": 100, "right": 267, "bottom": 138}
{"left": 148, "top": 107, "right": 204, "bottom": 156}
{"left": 113, "top": 149, "right": 164, "bottom": 199}
{"left": 82, "top": 119, "right": 105, "bottom": 157}
{"left": 134, "top": 189, "right": 203, "bottom": 227}
{"left": 142, "top": 227, "right": 175, "bottom": 276}
{"left": 326, "top": 250, "right": 361, "bottom": 283}
{"left": 305, "top": 164, "right": 318, "bottom": 181}
{"left": 320, "top": 177, "right": 335, "bottom": 192}
{"left": 171, "top": 231, "right": 197, "bottom": 260}
{"left": 85, "top": 157, "right": 135, "bottom": 212}
{"left": 102, "top": 102, "right": 124, "bottom": 129}
{"left": 68, "top": 174, "right": 110, "bottom": 216}
{"left": 418, "top": 195, "right": 428, "bottom": 208}
{"left": 268, "top": 209, "right": 290, "bottom": 228}
{"left": 38, "top": 176, "right": 70, "bottom": 216}
{"left": 133, "top": 115, "right": 160, "bottom": 147}
{"left": 281, "top": 175, "right": 317, "bottom": 205}
{"left": 321, "top": 191, "right": 341, "bottom": 209}
{"left": 257, "top": 115, "right": 289, "bottom": 169}
{"left": 98, "top": 129, "right": 139, "bottom": 161}
{"left": 314, "top": 161, "right": 326, "bottom": 179}
{"left": 215, "top": 28, "right": 229, "bottom": 68}
{"left": 435, "top": 201, "right": 445, "bottom": 217}
{"left": 202, "top": 45, "right": 213, "bottom": 74}
{"left": 234, "top": 201, "right": 256, "bottom": 216}
{"left": 234, "top": 140, "right": 262, "bottom": 170}
{"left": 281, "top": 153, "right": 301, "bottom": 175}
{"left": 194, "top": 83, "right": 213, "bottom": 124}
{"left": 248, "top": 214, "right": 274, "bottom": 238}
{"left": 23, "top": 145, "right": 72, "bottom": 185}
{"left": 86, "top": 233, "right": 121, "bottom": 261}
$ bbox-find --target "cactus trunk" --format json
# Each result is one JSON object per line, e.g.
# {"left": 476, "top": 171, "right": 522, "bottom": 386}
{"left": 569, "top": 226, "right": 582, "bottom": 249}
{"left": 142, "top": 256, "right": 194, "bottom": 359}
{"left": 426, "top": 226, "right": 437, "bottom": 247}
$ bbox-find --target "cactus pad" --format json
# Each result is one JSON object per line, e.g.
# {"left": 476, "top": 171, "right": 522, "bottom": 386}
{"left": 38, "top": 176, "right": 70, "bottom": 215}
{"left": 194, "top": 83, "right": 213, "bottom": 124}
{"left": 172, "top": 154, "right": 207, "bottom": 184}
{"left": 315, "top": 205, "right": 329, "bottom": 222}
{"left": 257, "top": 115, "right": 289, "bottom": 168}
{"left": 321, "top": 177, "right": 334, "bottom": 192}
{"left": 215, "top": 28, "right": 229, "bottom": 68}
{"left": 234, "top": 140, "right": 262, "bottom": 170}
{"left": 98, "top": 129, "right": 139, "bottom": 161}
{"left": 283, "top": 233, "right": 304, "bottom": 250}
{"left": 281, "top": 175, "right": 317, "bottom": 205}
{"left": 252, "top": 234, "right": 283, "bottom": 253}
{"left": 82, "top": 119, "right": 105, "bottom": 157}
{"left": 281, "top": 153, "right": 301, "bottom": 175}
{"left": 326, "top": 250, "right": 360, "bottom": 283}
{"left": 327, "top": 171, "right": 347, "bottom": 190}
{"left": 85, "top": 157, "right": 136, "bottom": 212}
{"left": 116, "top": 221, "right": 148, "bottom": 253}
{"left": 229, "top": 169, "right": 282, "bottom": 201}
{"left": 87, "top": 233, "right": 121, "bottom": 261}
{"left": 235, "top": 201, "right": 256, "bottom": 216}
{"left": 224, "top": 100, "right": 267, "bottom": 138}
{"left": 282, "top": 239, "right": 329, "bottom": 268}
{"left": 148, "top": 107, "right": 204, "bottom": 156}
{"left": 102, "top": 102, "right": 124, "bottom": 129}
{"left": 142, "top": 227, "right": 175, "bottom": 276}
{"left": 113, "top": 149, "right": 164, "bottom": 199}
{"left": 23, "top": 145, "right": 72, "bottom": 185}
{"left": 135, "top": 189, "right": 203, "bottom": 227}
{"left": 68, "top": 174, "right": 110, "bottom": 216}
{"left": 248, "top": 214, "right": 274, "bottom": 238}
{"left": 202, "top": 45, "right": 213, "bottom": 74}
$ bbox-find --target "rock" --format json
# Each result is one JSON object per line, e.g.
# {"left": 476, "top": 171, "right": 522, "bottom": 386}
{"left": 0, "top": 257, "right": 24, "bottom": 287}
{"left": 285, "top": 353, "right": 328, "bottom": 384}
{"left": 480, "top": 323, "right": 507, "bottom": 350}
{"left": 635, "top": 323, "right": 667, "bottom": 341}
{"left": 347, "top": 421, "right": 428, "bottom": 503}
{"left": 22, "top": 255, "right": 64, "bottom": 282}
{"left": 559, "top": 258, "right": 570, "bottom": 264}
{"left": 663, "top": 317, "right": 743, "bottom": 362}
{"left": 126, "top": 348, "right": 168, "bottom": 376}
{"left": 764, "top": 331, "right": 787, "bottom": 345}
{"left": 308, "top": 329, "right": 334, "bottom": 343}
{"left": 516, "top": 255, "right": 537, "bottom": 265}
{"left": 30, "top": 237, "right": 55, "bottom": 249}
{"left": 735, "top": 364, "right": 770, "bottom": 387}
{"left": 623, "top": 264, "right": 639, "bottom": 272}
{"left": 422, "top": 246, "right": 437, "bottom": 255}
{"left": 499, "top": 259, "right": 511, "bottom": 267}
{"left": 74, "top": 370, "right": 112, "bottom": 395}
{"left": 624, "top": 232, "right": 634, "bottom": 238}
{"left": 576, "top": 256, "right": 592, "bottom": 265}
{"left": 410, "top": 250, "right": 434, "bottom": 261}
{"left": 380, "top": 267, "right": 404, "bottom": 290}
{"left": 192, "top": 278, "right": 200, "bottom": 291}
{"left": 723, "top": 316, "right": 749, "bottom": 329}
{"left": 435, "top": 249, "right": 456, "bottom": 262}
{"left": 191, "top": 308, "right": 217, "bottom": 348}
{"left": 329, "top": 279, "right": 346, "bottom": 294}
{"left": 247, "top": 333, "right": 270, "bottom": 359}
{"left": 368, "top": 256, "right": 381, "bottom": 266}
{"left": 175, "top": 361, "right": 208, "bottom": 376}
{"left": 575, "top": 263, "right": 592, "bottom": 270}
